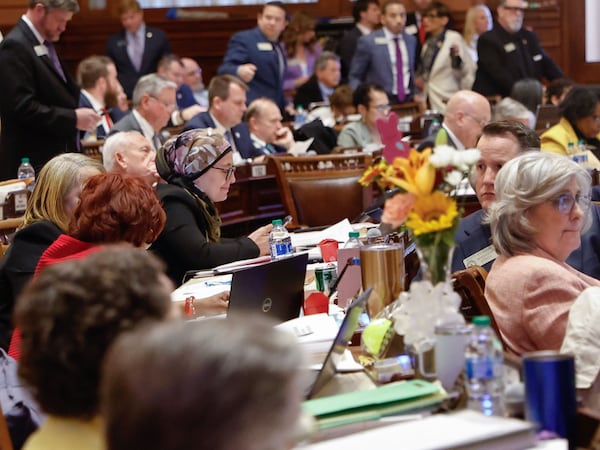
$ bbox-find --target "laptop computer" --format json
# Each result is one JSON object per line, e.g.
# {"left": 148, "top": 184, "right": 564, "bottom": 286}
{"left": 227, "top": 252, "right": 309, "bottom": 323}
{"left": 307, "top": 287, "right": 373, "bottom": 399}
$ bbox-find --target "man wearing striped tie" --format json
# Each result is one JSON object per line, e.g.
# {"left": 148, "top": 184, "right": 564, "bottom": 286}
{"left": 77, "top": 55, "right": 127, "bottom": 142}
{"left": 246, "top": 98, "right": 295, "bottom": 158}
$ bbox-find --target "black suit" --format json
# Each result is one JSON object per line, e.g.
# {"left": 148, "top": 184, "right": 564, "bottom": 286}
{"left": 293, "top": 75, "right": 326, "bottom": 110}
{"left": 106, "top": 25, "right": 171, "bottom": 99}
{"left": 338, "top": 26, "right": 363, "bottom": 83}
{"left": 0, "top": 19, "right": 80, "bottom": 180}
{"left": 473, "top": 23, "right": 563, "bottom": 97}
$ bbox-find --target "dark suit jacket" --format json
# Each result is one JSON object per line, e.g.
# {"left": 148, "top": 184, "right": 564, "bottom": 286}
{"left": 405, "top": 12, "right": 423, "bottom": 70}
{"left": 348, "top": 29, "right": 417, "bottom": 102}
{"left": 293, "top": 75, "right": 326, "bottom": 110}
{"left": 452, "top": 209, "right": 494, "bottom": 273}
{"left": 567, "top": 204, "right": 600, "bottom": 280}
{"left": 472, "top": 23, "right": 563, "bottom": 97}
{"left": 183, "top": 112, "right": 256, "bottom": 159}
{"left": 218, "top": 27, "right": 286, "bottom": 111}
{"left": 109, "top": 111, "right": 143, "bottom": 135}
{"left": 106, "top": 25, "right": 171, "bottom": 99}
{"left": 0, "top": 19, "right": 80, "bottom": 180}
{"left": 78, "top": 93, "right": 122, "bottom": 141}
{"left": 338, "top": 26, "right": 363, "bottom": 83}
{"left": 176, "top": 84, "right": 197, "bottom": 109}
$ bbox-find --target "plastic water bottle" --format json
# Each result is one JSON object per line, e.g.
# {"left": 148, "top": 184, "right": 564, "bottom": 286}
{"left": 17, "top": 157, "right": 35, "bottom": 191}
{"left": 269, "top": 219, "right": 294, "bottom": 259}
{"left": 427, "top": 117, "right": 441, "bottom": 138}
{"left": 465, "top": 316, "right": 505, "bottom": 416}
{"left": 294, "top": 105, "right": 307, "bottom": 130}
{"left": 343, "top": 231, "right": 362, "bottom": 248}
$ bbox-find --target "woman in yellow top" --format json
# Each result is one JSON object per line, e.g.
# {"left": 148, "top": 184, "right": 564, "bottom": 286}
{"left": 541, "top": 86, "right": 600, "bottom": 163}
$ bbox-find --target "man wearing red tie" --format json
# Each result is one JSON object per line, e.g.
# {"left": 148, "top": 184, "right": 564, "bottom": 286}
{"left": 0, "top": 0, "right": 100, "bottom": 181}
{"left": 77, "top": 55, "right": 127, "bottom": 142}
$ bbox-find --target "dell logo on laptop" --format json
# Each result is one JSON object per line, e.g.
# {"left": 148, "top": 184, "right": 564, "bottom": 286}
{"left": 262, "top": 297, "right": 273, "bottom": 313}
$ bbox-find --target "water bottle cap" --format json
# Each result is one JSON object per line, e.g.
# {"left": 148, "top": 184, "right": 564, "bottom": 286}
{"left": 21, "top": 157, "right": 30, "bottom": 163}
{"left": 272, "top": 219, "right": 283, "bottom": 226}
{"left": 473, "top": 315, "right": 491, "bottom": 326}
{"left": 431, "top": 118, "right": 440, "bottom": 123}
{"left": 349, "top": 231, "right": 359, "bottom": 238}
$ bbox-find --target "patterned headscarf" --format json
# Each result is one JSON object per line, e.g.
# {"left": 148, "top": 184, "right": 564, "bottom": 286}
{"left": 159, "top": 128, "right": 231, "bottom": 182}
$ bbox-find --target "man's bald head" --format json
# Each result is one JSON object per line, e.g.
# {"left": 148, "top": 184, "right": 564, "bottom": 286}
{"left": 444, "top": 90, "right": 492, "bottom": 148}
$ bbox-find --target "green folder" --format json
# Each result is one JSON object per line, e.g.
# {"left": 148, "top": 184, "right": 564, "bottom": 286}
{"left": 302, "top": 380, "right": 447, "bottom": 429}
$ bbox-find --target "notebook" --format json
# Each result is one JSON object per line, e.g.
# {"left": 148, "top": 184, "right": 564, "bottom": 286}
{"left": 227, "top": 252, "right": 309, "bottom": 323}
{"left": 307, "top": 287, "right": 374, "bottom": 399}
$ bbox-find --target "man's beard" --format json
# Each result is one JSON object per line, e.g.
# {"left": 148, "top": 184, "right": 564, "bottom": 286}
{"left": 104, "top": 90, "right": 119, "bottom": 109}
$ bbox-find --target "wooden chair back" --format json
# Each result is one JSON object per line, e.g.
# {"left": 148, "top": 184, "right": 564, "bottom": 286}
{"left": 452, "top": 265, "right": 506, "bottom": 349}
{"left": 268, "top": 153, "right": 375, "bottom": 228}
{"left": 81, "top": 140, "right": 104, "bottom": 162}
{"left": 391, "top": 101, "right": 423, "bottom": 118}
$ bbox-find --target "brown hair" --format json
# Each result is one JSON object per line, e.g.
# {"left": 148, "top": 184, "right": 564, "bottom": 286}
{"left": 282, "top": 11, "right": 317, "bottom": 58}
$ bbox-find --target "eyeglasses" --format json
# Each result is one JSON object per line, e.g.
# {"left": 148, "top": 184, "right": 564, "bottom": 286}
{"left": 210, "top": 165, "right": 236, "bottom": 181}
{"left": 149, "top": 96, "right": 176, "bottom": 110}
{"left": 552, "top": 192, "right": 591, "bottom": 215}
{"left": 502, "top": 5, "right": 526, "bottom": 13}
{"left": 374, "top": 104, "right": 391, "bottom": 114}
{"left": 464, "top": 112, "right": 488, "bottom": 127}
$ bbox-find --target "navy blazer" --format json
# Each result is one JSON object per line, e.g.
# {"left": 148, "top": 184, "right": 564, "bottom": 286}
{"left": 176, "top": 84, "right": 197, "bottom": 109}
{"left": 567, "top": 204, "right": 600, "bottom": 280}
{"left": 348, "top": 29, "right": 417, "bottom": 102}
{"left": 218, "top": 27, "right": 286, "bottom": 111}
{"left": 338, "top": 26, "right": 363, "bottom": 83}
{"left": 0, "top": 19, "right": 80, "bottom": 180}
{"left": 106, "top": 25, "right": 171, "bottom": 99}
{"left": 452, "top": 210, "right": 494, "bottom": 273}
{"left": 183, "top": 112, "right": 257, "bottom": 159}
{"left": 472, "top": 23, "right": 563, "bottom": 97}
{"left": 293, "top": 75, "right": 326, "bottom": 110}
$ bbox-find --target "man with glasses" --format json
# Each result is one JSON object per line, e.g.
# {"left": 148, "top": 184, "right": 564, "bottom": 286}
{"left": 472, "top": 0, "right": 563, "bottom": 97}
{"left": 349, "top": 0, "right": 417, "bottom": 105}
{"left": 0, "top": 0, "right": 101, "bottom": 181}
{"left": 181, "top": 57, "right": 209, "bottom": 108}
{"left": 419, "top": 89, "right": 491, "bottom": 150}
{"left": 110, "top": 73, "right": 176, "bottom": 151}
{"left": 218, "top": 1, "right": 288, "bottom": 112}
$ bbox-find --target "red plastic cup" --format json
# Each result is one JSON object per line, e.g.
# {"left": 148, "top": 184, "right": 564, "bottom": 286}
{"left": 318, "top": 239, "right": 339, "bottom": 262}
{"left": 303, "top": 292, "right": 329, "bottom": 315}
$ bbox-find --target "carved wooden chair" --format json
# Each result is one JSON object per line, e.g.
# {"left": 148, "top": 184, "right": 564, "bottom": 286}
{"left": 81, "top": 140, "right": 104, "bottom": 162}
{"left": 268, "top": 153, "right": 376, "bottom": 228}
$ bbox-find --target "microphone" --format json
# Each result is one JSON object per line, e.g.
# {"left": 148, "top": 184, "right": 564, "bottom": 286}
{"left": 366, "top": 227, "right": 382, "bottom": 244}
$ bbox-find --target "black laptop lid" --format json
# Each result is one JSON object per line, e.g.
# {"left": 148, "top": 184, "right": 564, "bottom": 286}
{"left": 227, "top": 253, "right": 309, "bottom": 323}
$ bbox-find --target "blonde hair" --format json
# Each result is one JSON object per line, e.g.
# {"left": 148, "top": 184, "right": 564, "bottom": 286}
{"left": 463, "top": 4, "right": 491, "bottom": 47}
{"left": 24, "top": 154, "right": 105, "bottom": 231}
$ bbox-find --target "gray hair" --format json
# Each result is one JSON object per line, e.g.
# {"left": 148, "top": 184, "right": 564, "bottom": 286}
{"left": 29, "top": 0, "right": 79, "bottom": 12}
{"left": 488, "top": 151, "right": 592, "bottom": 256}
{"left": 102, "top": 131, "right": 145, "bottom": 172}
{"left": 492, "top": 98, "right": 536, "bottom": 129}
{"left": 132, "top": 74, "right": 177, "bottom": 108}
{"left": 314, "top": 51, "right": 340, "bottom": 72}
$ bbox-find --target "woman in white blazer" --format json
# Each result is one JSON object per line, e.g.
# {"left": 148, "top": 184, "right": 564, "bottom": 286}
{"left": 416, "top": 2, "right": 476, "bottom": 114}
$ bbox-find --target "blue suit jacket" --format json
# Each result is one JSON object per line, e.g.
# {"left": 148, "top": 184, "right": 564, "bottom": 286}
{"left": 183, "top": 112, "right": 257, "bottom": 159}
{"left": 348, "top": 29, "right": 417, "bottom": 101}
{"left": 78, "top": 94, "right": 125, "bottom": 141}
{"left": 567, "top": 204, "right": 600, "bottom": 280}
{"left": 452, "top": 209, "right": 494, "bottom": 273}
{"left": 218, "top": 27, "right": 286, "bottom": 111}
{"left": 106, "top": 25, "right": 171, "bottom": 99}
{"left": 176, "top": 84, "right": 197, "bottom": 109}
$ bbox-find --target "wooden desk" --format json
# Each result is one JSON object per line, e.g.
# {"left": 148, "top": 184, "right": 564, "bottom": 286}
{"left": 217, "top": 162, "right": 285, "bottom": 238}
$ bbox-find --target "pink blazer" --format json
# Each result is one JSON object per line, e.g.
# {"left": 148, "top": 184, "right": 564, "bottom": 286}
{"left": 485, "top": 248, "right": 600, "bottom": 356}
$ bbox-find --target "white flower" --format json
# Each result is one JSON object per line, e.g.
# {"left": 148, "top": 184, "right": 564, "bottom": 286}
{"left": 453, "top": 148, "right": 481, "bottom": 169}
{"left": 445, "top": 170, "right": 464, "bottom": 187}
{"left": 429, "top": 145, "right": 456, "bottom": 168}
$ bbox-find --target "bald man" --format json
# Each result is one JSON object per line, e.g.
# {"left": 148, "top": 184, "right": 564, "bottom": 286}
{"left": 102, "top": 131, "right": 160, "bottom": 186}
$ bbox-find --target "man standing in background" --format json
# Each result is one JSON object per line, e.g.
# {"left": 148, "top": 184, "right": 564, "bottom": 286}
{"left": 218, "top": 1, "right": 288, "bottom": 111}
{"left": 106, "top": 0, "right": 171, "bottom": 99}
{"left": 0, "top": 0, "right": 100, "bottom": 180}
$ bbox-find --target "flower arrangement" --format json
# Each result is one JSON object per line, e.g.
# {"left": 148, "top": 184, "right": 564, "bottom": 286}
{"left": 359, "top": 145, "right": 480, "bottom": 284}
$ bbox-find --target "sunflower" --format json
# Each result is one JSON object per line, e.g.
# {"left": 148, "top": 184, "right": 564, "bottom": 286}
{"left": 358, "top": 159, "right": 389, "bottom": 187}
{"left": 405, "top": 191, "right": 458, "bottom": 236}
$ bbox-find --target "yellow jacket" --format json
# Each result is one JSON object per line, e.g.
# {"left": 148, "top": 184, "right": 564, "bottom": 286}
{"left": 541, "top": 117, "right": 600, "bottom": 168}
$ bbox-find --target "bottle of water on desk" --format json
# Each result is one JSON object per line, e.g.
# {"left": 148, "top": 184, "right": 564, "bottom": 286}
{"left": 269, "top": 219, "right": 294, "bottom": 260}
{"left": 427, "top": 117, "right": 441, "bottom": 138}
{"left": 465, "top": 315, "right": 505, "bottom": 416}
{"left": 17, "top": 157, "right": 35, "bottom": 191}
{"left": 343, "top": 231, "right": 362, "bottom": 248}
{"left": 294, "top": 105, "right": 307, "bottom": 130}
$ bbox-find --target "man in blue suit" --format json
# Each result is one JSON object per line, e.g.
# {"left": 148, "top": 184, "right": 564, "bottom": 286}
{"left": 218, "top": 2, "right": 287, "bottom": 112}
{"left": 349, "top": 0, "right": 417, "bottom": 104}
{"left": 106, "top": 0, "right": 171, "bottom": 99}
{"left": 452, "top": 121, "right": 540, "bottom": 273}
{"left": 184, "top": 75, "right": 255, "bottom": 162}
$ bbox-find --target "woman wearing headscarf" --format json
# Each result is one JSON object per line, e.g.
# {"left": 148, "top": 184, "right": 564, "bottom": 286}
{"left": 151, "top": 129, "right": 272, "bottom": 285}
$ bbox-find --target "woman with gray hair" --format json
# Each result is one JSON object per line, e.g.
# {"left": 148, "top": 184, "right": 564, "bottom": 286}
{"left": 485, "top": 151, "right": 600, "bottom": 356}
{"left": 151, "top": 128, "right": 272, "bottom": 285}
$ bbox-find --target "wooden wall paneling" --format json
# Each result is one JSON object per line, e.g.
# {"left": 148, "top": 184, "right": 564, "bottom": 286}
{"left": 563, "top": 0, "right": 600, "bottom": 84}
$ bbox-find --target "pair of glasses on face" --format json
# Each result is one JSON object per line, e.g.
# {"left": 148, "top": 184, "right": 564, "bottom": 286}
{"left": 210, "top": 165, "right": 235, "bottom": 181}
{"left": 374, "top": 104, "right": 391, "bottom": 114}
{"left": 552, "top": 192, "right": 591, "bottom": 215}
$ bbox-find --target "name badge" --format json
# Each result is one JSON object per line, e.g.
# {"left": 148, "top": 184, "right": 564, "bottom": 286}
{"left": 504, "top": 42, "right": 516, "bottom": 53}
{"left": 405, "top": 24, "right": 418, "bottom": 35}
{"left": 533, "top": 53, "right": 543, "bottom": 62}
{"left": 34, "top": 44, "right": 48, "bottom": 56}
{"left": 257, "top": 42, "right": 273, "bottom": 51}
{"left": 375, "top": 37, "right": 388, "bottom": 45}
{"left": 463, "top": 245, "right": 498, "bottom": 269}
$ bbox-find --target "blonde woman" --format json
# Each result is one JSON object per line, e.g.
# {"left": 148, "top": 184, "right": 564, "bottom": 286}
{"left": 462, "top": 4, "right": 492, "bottom": 63}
